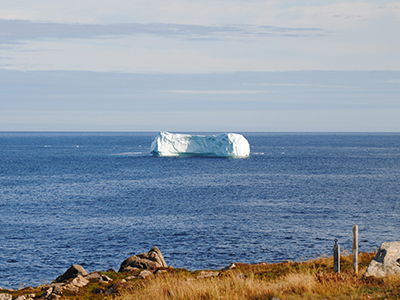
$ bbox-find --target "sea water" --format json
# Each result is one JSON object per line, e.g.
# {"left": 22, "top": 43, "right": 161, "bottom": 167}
{"left": 1, "top": 132, "right": 400, "bottom": 289}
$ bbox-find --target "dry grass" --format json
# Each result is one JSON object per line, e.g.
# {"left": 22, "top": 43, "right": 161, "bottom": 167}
{"left": 6, "top": 252, "right": 400, "bottom": 300}
{"left": 117, "top": 271, "right": 316, "bottom": 300}
{"left": 115, "top": 252, "right": 400, "bottom": 300}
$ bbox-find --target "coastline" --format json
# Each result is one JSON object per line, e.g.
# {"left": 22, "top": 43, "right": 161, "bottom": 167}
{"left": 3, "top": 251, "right": 397, "bottom": 300}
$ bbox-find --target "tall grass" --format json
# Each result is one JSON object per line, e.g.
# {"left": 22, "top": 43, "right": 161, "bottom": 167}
{"left": 116, "top": 253, "right": 400, "bottom": 300}
{"left": 6, "top": 252, "right": 400, "bottom": 300}
{"left": 117, "top": 268, "right": 400, "bottom": 300}
{"left": 117, "top": 271, "right": 316, "bottom": 300}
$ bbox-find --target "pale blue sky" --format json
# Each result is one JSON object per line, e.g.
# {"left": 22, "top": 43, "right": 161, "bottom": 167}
{"left": 0, "top": 1, "right": 399, "bottom": 131}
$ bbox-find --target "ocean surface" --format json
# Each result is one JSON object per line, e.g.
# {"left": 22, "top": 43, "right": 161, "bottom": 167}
{"left": 1, "top": 132, "right": 400, "bottom": 289}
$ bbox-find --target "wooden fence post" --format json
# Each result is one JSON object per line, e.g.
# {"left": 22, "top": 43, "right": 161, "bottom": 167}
{"left": 353, "top": 225, "right": 358, "bottom": 273}
{"left": 334, "top": 239, "right": 340, "bottom": 273}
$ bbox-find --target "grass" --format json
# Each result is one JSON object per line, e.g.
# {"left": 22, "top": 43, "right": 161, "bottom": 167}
{"left": 4, "top": 252, "right": 400, "bottom": 299}
{"left": 114, "top": 253, "right": 367, "bottom": 300}
{"left": 119, "top": 272, "right": 315, "bottom": 300}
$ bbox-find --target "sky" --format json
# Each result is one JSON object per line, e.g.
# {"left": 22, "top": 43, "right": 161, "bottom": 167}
{"left": 0, "top": 0, "right": 400, "bottom": 132}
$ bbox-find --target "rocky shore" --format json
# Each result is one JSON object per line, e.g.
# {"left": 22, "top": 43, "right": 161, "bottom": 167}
{"left": 1, "top": 242, "right": 400, "bottom": 300}
{"left": 1, "top": 246, "right": 225, "bottom": 300}
{"left": 0, "top": 246, "right": 170, "bottom": 300}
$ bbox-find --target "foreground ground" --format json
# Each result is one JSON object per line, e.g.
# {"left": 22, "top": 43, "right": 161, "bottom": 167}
{"left": 2, "top": 252, "right": 400, "bottom": 299}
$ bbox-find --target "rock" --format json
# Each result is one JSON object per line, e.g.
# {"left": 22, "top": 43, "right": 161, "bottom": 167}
{"left": 86, "top": 272, "right": 101, "bottom": 280}
{"left": 69, "top": 275, "right": 89, "bottom": 287}
{"left": 196, "top": 271, "right": 219, "bottom": 279}
{"left": 40, "top": 287, "right": 53, "bottom": 298}
{"left": 365, "top": 241, "right": 400, "bottom": 277}
{"left": 0, "top": 294, "right": 12, "bottom": 300}
{"left": 139, "top": 270, "right": 154, "bottom": 279}
{"left": 63, "top": 285, "right": 79, "bottom": 293}
{"left": 54, "top": 264, "right": 88, "bottom": 283}
{"left": 61, "top": 275, "right": 89, "bottom": 292}
{"left": 15, "top": 296, "right": 27, "bottom": 300}
{"left": 119, "top": 246, "right": 167, "bottom": 272}
{"left": 43, "top": 283, "right": 63, "bottom": 290}
{"left": 100, "top": 275, "right": 113, "bottom": 282}
{"left": 52, "top": 286, "right": 63, "bottom": 295}
{"left": 86, "top": 272, "right": 112, "bottom": 283}
{"left": 220, "top": 263, "right": 236, "bottom": 271}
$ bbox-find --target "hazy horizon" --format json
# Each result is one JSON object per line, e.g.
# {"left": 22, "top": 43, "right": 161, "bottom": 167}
{"left": 1, "top": 1, "right": 399, "bottom": 132}
{"left": 1, "top": 69, "right": 400, "bottom": 132}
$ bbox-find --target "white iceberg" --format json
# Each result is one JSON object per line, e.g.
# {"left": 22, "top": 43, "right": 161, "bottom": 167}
{"left": 150, "top": 132, "right": 250, "bottom": 158}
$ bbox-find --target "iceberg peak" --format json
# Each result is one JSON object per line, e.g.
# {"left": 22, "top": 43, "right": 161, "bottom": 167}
{"left": 150, "top": 132, "right": 250, "bottom": 158}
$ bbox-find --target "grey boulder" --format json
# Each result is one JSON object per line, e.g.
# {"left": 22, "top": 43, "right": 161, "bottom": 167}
{"left": 364, "top": 241, "right": 400, "bottom": 277}
{"left": 54, "top": 264, "right": 88, "bottom": 283}
{"left": 119, "top": 246, "right": 167, "bottom": 272}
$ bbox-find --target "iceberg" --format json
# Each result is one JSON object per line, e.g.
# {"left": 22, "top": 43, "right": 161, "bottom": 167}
{"left": 150, "top": 132, "right": 250, "bottom": 158}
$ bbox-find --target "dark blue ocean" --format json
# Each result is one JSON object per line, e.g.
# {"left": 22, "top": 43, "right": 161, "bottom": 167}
{"left": 1, "top": 132, "right": 400, "bottom": 289}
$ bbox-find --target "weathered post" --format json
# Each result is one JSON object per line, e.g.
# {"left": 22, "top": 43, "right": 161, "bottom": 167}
{"left": 353, "top": 225, "right": 358, "bottom": 273}
{"left": 334, "top": 239, "right": 340, "bottom": 273}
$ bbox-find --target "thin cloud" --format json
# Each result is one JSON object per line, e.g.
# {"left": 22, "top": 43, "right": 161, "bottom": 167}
{"left": 166, "top": 90, "right": 268, "bottom": 95}
{"left": 0, "top": 19, "right": 327, "bottom": 45}
{"left": 384, "top": 79, "right": 400, "bottom": 83}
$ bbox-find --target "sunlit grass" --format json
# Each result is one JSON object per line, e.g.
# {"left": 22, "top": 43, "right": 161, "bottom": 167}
{"left": 7, "top": 252, "right": 400, "bottom": 300}
{"left": 115, "top": 252, "right": 398, "bottom": 300}
{"left": 117, "top": 271, "right": 316, "bottom": 300}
